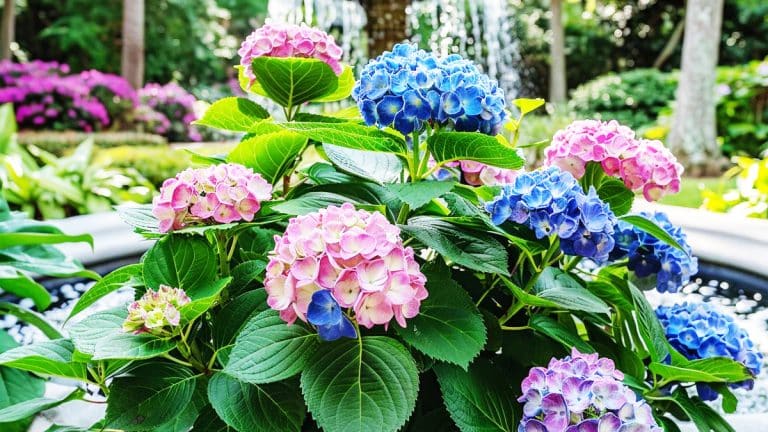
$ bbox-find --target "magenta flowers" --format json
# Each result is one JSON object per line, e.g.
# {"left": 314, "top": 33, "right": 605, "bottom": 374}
{"left": 518, "top": 349, "right": 662, "bottom": 432}
{"left": 543, "top": 120, "right": 683, "bottom": 202}
{"left": 238, "top": 21, "right": 344, "bottom": 83}
{"left": 265, "top": 203, "right": 428, "bottom": 333}
{"left": 152, "top": 163, "right": 273, "bottom": 233}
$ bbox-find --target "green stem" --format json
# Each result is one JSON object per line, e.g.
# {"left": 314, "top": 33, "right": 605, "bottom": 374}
{"left": 216, "top": 232, "right": 230, "bottom": 277}
{"left": 501, "top": 325, "right": 529, "bottom": 331}
{"left": 162, "top": 353, "right": 194, "bottom": 368}
{"left": 411, "top": 131, "right": 421, "bottom": 182}
{"left": 563, "top": 256, "right": 583, "bottom": 272}
{"left": 475, "top": 277, "right": 500, "bottom": 307}
{"left": 396, "top": 203, "right": 411, "bottom": 225}
{"left": 498, "top": 300, "right": 526, "bottom": 325}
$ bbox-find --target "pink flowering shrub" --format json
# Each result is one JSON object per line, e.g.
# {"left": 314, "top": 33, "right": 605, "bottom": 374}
{"left": 238, "top": 21, "right": 344, "bottom": 84}
{"left": 544, "top": 119, "right": 683, "bottom": 201}
{"left": 519, "top": 349, "right": 662, "bottom": 432}
{"left": 264, "top": 203, "right": 428, "bottom": 330}
{"left": 152, "top": 163, "right": 273, "bottom": 233}
{"left": 139, "top": 82, "right": 202, "bottom": 142}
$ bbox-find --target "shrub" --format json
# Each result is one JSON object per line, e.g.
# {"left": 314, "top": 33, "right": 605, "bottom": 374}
{"left": 139, "top": 82, "right": 202, "bottom": 142}
{"left": 94, "top": 145, "right": 191, "bottom": 187}
{"left": 569, "top": 68, "right": 677, "bottom": 130}
{"left": 701, "top": 156, "right": 768, "bottom": 218}
{"left": 715, "top": 59, "right": 768, "bottom": 157}
{"left": 17, "top": 131, "right": 166, "bottom": 155}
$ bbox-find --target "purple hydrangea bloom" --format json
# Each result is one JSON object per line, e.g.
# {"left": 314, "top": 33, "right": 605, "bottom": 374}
{"left": 138, "top": 83, "right": 201, "bottom": 142}
{"left": 352, "top": 43, "right": 507, "bottom": 136}
{"left": 485, "top": 167, "right": 617, "bottom": 262}
{"left": 656, "top": 302, "right": 763, "bottom": 401}
{"left": 609, "top": 212, "right": 697, "bottom": 293}
{"left": 518, "top": 349, "right": 662, "bottom": 432}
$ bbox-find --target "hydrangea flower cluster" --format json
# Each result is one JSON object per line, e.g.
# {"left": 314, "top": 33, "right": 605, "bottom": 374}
{"left": 0, "top": 60, "right": 68, "bottom": 86}
{"left": 264, "top": 203, "right": 428, "bottom": 339}
{"left": 152, "top": 163, "right": 273, "bottom": 233}
{"left": 610, "top": 211, "right": 697, "bottom": 293}
{"left": 656, "top": 302, "right": 763, "bottom": 401}
{"left": 122, "top": 285, "right": 191, "bottom": 337}
{"left": 139, "top": 82, "right": 202, "bottom": 142}
{"left": 78, "top": 69, "right": 139, "bottom": 107}
{"left": 485, "top": 167, "right": 617, "bottom": 262}
{"left": 352, "top": 43, "right": 506, "bottom": 135}
{"left": 238, "top": 21, "right": 344, "bottom": 84}
{"left": 518, "top": 349, "right": 662, "bottom": 432}
{"left": 543, "top": 120, "right": 683, "bottom": 202}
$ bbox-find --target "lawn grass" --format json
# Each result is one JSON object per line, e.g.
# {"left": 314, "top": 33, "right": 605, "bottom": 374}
{"left": 657, "top": 177, "right": 736, "bottom": 208}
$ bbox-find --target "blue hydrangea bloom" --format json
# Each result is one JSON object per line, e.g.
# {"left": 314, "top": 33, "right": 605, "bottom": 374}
{"left": 609, "top": 211, "right": 697, "bottom": 293}
{"left": 307, "top": 290, "right": 357, "bottom": 341}
{"left": 352, "top": 43, "right": 507, "bottom": 136}
{"left": 656, "top": 302, "right": 763, "bottom": 400}
{"left": 485, "top": 167, "right": 617, "bottom": 262}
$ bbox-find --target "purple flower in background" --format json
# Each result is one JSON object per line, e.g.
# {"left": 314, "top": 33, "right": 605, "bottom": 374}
{"left": 138, "top": 82, "right": 201, "bottom": 142}
{"left": 656, "top": 302, "right": 764, "bottom": 401}
{"left": 518, "top": 349, "right": 662, "bottom": 432}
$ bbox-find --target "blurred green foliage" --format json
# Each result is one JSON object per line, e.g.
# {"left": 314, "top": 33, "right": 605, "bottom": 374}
{"left": 17, "top": 131, "right": 166, "bottom": 156}
{"left": 95, "top": 145, "right": 191, "bottom": 187}
{"left": 701, "top": 156, "right": 768, "bottom": 218}
{"left": 568, "top": 69, "right": 677, "bottom": 130}
{"left": 716, "top": 60, "right": 768, "bottom": 158}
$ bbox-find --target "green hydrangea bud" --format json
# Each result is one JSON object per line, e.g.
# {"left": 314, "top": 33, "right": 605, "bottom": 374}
{"left": 122, "top": 285, "right": 191, "bottom": 337}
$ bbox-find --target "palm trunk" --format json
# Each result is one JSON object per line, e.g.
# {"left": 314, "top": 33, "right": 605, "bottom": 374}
{"left": 1, "top": 0, "right": 14, "bottom": 60}
{"left": 667, "top": 0, "right": 725, "bottom": 176}
{"left": 549, "top": 0, "right": 566, "bottom": 105}
{"left": 121, "top": 0, "right": 145, "bottom": 89}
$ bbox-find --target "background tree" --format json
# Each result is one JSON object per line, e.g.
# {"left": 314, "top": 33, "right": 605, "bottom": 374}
{"left": 121, "top": 0, "right": 144, "bottom": 89}
{"left": 1, "top": 0, "right": 13, "bottom": 60}
{"left": 667, "top": 0, "right": 725, "bottom": 175}
{"left": 549, "top": 0, "right": 566, "bottom": 104}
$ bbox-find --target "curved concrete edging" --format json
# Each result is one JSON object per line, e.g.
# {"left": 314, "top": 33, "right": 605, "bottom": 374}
{"left": 632, "top": 202, "right": 768, "bottom": 279}
{"left": 46, "top": 211, "right": 153, "bottom": 266}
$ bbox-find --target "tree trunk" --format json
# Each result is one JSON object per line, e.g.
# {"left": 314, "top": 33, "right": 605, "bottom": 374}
{"left": 549, "top": 0, "right": 566, "bottom": 105}
{"left": 121, "top": 0, "right": 145, "bottom": 89}
{"left": 1, "top": 0, "right": 14, "bottom": 60}
{"left": 359, "top": 0, "right": 411, "bottom": 58}
{"left": 667, "top": 0, "right": 725, "bottom": 176}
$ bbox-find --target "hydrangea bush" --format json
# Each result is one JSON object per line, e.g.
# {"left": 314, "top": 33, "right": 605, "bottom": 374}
{"left": 0, "top": 25, "right": 759, "bottom": 432}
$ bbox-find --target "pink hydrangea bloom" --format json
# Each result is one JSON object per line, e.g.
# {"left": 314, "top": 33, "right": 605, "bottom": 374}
{"left": 122, "top": 285, "right": 191, "bottom": 337}
{"left": 238, "top": 21, "right": 344, "bottom": 83}
{"left": 152, "top": 163, "right": 273, "bottom": 232}
{"left": 458, "top": 161, "right": 522, "bottom": 186}
{"left": 543, "top": 120, "right": 683, "bottom": 201}
{"left": 265, "top": 203, "right": 428, "bottom": 330}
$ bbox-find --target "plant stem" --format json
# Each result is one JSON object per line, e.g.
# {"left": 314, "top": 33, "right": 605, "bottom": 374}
{"left": 475, "top": 277, "right": 500, "bottom": 307}
{"left": 396, "top": 203, "right": 411, "bottom": 225}
{"left": 498, "top": 300, "right": 526, "bottom": 325}
{"left": 411, "top": 131, "right": 421, "bottom": 182}
{"left": 563, "top": 256, "right": 583, "bottom": 272}
{"left": 162, "top": 353, "right": 194, "bottom": 368}
{"left": 501, "top": 325, "right": 529, "bottom": 331}
{"left": 216, "top": 232, "right": 230, "bottom": 277}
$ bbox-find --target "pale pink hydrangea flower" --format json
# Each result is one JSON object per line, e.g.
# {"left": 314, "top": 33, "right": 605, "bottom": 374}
{"left": 122, "top": 285, "right": 191, "bottom": 337}
{"left": 239, "top": 21, "right": 344, "bottom": 84}
{"left": 152, "top": 163, "right": 273, "bottom": 233}
{"left": 458, "top": 161, "right": 522, "bottom": 186}
{"left": 264, "top": 203, "right": 428, "bottom": 330}
{"left": 543, "top": 119, "right": 683, "bottom": 202}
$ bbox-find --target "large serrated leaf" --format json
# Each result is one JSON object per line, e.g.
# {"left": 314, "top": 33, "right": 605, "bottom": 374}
{"left": 227, "top": 131, "right": 308, "bottom": 184}
{"left": 142, "top": 235, "right": 217, "bottom": 291}
{"left": 396, "top": 263, "right": 486, "bottom": 369}
{"left": 323, "top": 143, "right": 404, "bottom": 184}
{"left": 106, "top": 362, "right": 201, "bottom": 431}
{"left": 251, "top": 57, "right": 339, "bottom": 107}
{"left": 300, "top": 336, "right": 419, "bottom": 432}
{"left": 428, "top": 132, "right": 524, "bottom": 170}
{"left": 650, "top": 357, "right": 752, "bottom": 384}
{"left": 528, "top": 314, "right": 594, "bottom": 354}
{"left": 208, "top": 372, "right": 305, "bottom": 432}
{"left": 0, "top": 388, "right": 83, "bottom": 423}
{"left": 194, "top": 97, "right": 270, "bottom": 132}
{"left": 0, "top": 339, "right": 86, "bottom": 380}
{"left": 385, "top": 181, "right": 454, "bottom": 210}
{"left": 67, "top": 264, "right": 143, "bottom": 320}
{"left": 223, "top": 308, "right": 318, "bottom": 384}
{"left": 434, "top": 359, "right": 519, "bottom": 432}
{"left": 264, "top": 121, "right": 406, "bottom": 154}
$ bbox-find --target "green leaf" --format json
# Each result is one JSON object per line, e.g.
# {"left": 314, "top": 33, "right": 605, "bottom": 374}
{"left": 270, "top": 191, "right": 357, "bottom": 216}
{"left": 650, "top": 357, "right": 753, "bottom": 384}
{"left": 153, "top": 377, "right": 208, "bottom": 432}
{"left": 224, "top": 308, "right": 318, "bottom": 383}
{"left": 0, "top": 232, "right": 92, "bottom": 249}
{"left": 434, "top": 359, "right": 519, "bottom": 432}
{"left": 528, "top": 267, "right": 610, "bottom": 314}
{"left": 0, "top": 388, "right": 84, "bottom": 423}
{"left": 0, "top": 302, "right": 62, "bottom": 339}
{"left": 251, "top": 57, "right": 339, "bottom": 107}
{"left": 208, "top": 372, "right": 305, "bottom": 432}
{"left": 619, "top": 214, "right": 686, "bottom": 253}
{"left": 212, "top": 289, "right": 268, "bottom": 351}
{"left": 229, "top": 260, "right": 266, "bottom": 296}
{"left": 528, "top": 314, "right": 594, "bottom": 353}
{"left": 323, "top": 143, "right": 404, "bottom": 184}
{"left": 194, "top": 97, "right": 270, "bottom": 132}
{"left": 301, "top": 336, "right": 419, "bottom": 432}
{"left": 68, "top": 308, "right": 175, "bottom": 361}
{"left": 399, "top": 216, "right": 509, "bottom": 275}
{"left": 116, "top": 204, "right": 159, "bottom": 233}
{"left": 227, "top": 131, "right": 309, "bottom": 184}
{"left": 0, "top": 269, "right": 51, "bottom": 310}
{"left": 312, "top": 65, "right": 355, "bottom": 102}
{"left": 106, "top": 362, "right": 202, "bottom": 431}
{"left": 596, "top": 177, "right": 633, "bottom": 216}
{"left": 0, "top": 339, "right": 87, "bottom": 380}
{"left": 692, "top": 398, "right": 736, "bottom": 432}
{"left": 396, "top": 262, "right": 486, "bottom": 369}
{"left": 385, "top": 181, "right": 454, "bottom": 210}
{"left": 513, "top": 98, "right": 545, "bottom": 115}
{"left": 67, "top": 263, "right": 143, "bottom": 320}
{"left": 264, "top": 121, "right": 406, "bottom": 154}
{"left": 650, "top": 389, "right": 712, "bottom": 432}
{"left": 193, "top": 406, "right": 234, "bottom": 432}
{"left": 180, "top": 277, "right": 232, "bottom": 322}
{"left": 143, "top": 235, "right": 217, "bottom": 291}
{"left": 428, "top": 132, "right": 524, "bottom": 170}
